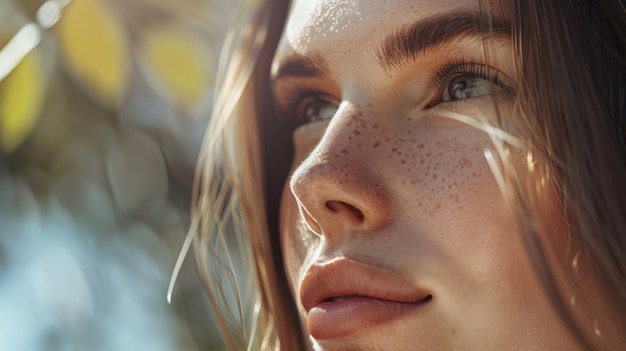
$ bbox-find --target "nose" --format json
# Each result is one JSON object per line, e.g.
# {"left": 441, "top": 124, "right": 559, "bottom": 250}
{"left": 289, "top": 106, "right": 392, "bottom": 237}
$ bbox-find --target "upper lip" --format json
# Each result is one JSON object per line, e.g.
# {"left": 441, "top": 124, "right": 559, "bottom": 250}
{"left": 300, "top": 257, "right": 431, "bottom": 312}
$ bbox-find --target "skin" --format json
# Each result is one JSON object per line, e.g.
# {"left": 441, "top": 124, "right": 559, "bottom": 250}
{"left": 272, "top": 0, "right": 611, "bottom": 350}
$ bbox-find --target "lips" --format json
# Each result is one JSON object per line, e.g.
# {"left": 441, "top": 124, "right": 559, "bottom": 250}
{"left": 300, "top": 257, "right": 432, "bottom": 340}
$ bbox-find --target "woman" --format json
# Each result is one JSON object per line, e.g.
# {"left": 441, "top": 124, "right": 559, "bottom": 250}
{"left": 183, "top": 0, "right": 626, "bottom": 349}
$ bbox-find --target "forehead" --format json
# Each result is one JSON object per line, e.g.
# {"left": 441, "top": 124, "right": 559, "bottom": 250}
{"left": 281, "top": 0, "right": 486, "bottom": 57}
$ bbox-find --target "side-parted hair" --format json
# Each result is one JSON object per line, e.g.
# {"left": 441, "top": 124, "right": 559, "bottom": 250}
{"left": 186, "top": 0, "right": 626, "bottom": 349}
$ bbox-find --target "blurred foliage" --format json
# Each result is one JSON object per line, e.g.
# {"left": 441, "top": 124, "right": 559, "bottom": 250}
{"left": 56, "top": 0, "right": 129, "bottom": 107}
{"left": 0, "top": 49, "right": 44, "bottom": 153}
{"left": 139, "top": 24, "right": 211, "bottom": 107}
{"left": 0, "top": 0, "right": 242, "bottom": 350}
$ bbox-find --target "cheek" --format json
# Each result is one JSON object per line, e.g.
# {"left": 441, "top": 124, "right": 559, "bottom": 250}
{"left": 279, "top": 182, "right": 319, "bottom": 298}
{"left": 391, "top": 122, "right": 524, "bottom": 279}
{"left": 397, "top": 123, "right": 500, "bottom": 218}
{"left": 279, "top": 121, "right": 330, "bottom": 295}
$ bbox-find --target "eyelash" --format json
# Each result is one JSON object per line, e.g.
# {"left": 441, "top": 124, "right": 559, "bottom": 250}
{"left": 279, "top": 59, "right": 514, "bottom": 123}
{"left": 433, "top": 59, "right": 504, "bottom": 88}
{"left": 433, "top": 59, "right": 513, "bottom": 97}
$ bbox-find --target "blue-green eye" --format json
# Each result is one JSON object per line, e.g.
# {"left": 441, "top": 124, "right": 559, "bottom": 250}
{"left": 442, "top": 75, "right": 503, "bottom": 102}
{"left": 300, "top": 96, "right": 338, "bottom": 122}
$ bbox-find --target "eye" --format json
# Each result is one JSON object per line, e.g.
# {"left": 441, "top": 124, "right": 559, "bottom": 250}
{"left": 442, "top": 75, "right": 504, "bottom": 102}
{"left": 297, "top": 95, "right": 339, "bottom": 123}
{"left": 432, "top": 61, "right": 515, "bottom": 106}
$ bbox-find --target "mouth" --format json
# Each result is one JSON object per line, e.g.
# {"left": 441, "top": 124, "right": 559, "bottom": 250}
{"left": 300, "top": 258, "right": 433, "bottom": 340}
{"left": 325, "top": 294, "right": 432, "bottom": 303}
{"left": 308, "top": 294, "right": 433, "bottom": 340}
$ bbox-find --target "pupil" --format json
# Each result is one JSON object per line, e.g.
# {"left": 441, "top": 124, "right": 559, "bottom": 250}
{"left": 307, "top": 104, "right": 321, "bottom": 119}
{"left": 451, "top": 80, "right": 467, "bottom": 100}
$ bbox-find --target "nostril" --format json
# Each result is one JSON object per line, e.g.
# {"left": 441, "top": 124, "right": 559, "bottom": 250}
{"left": 325, "top": 201, "right": 365, "bottom": 222}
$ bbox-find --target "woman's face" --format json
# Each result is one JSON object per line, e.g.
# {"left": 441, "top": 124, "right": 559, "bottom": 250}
{"left": 274, "top": 0, "right": 582, "bottom": 350}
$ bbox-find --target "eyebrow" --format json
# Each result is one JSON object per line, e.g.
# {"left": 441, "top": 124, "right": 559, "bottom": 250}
{"left": 272, "top": 11, "right": 511, "bottom": 81}
{"left": 272, "top": 52, "right": 330, "bottom": 81}
{"left": 375, "top": 11, "right": 511, "bottom": 72}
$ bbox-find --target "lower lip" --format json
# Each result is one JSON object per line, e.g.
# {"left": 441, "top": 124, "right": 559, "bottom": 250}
{"left": 307, "top": 296, "right": 430, "bottom": 340}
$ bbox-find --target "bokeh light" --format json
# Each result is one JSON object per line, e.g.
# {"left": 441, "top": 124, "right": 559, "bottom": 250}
{"left": 0, "top": 0, "right": 244, "bottom": 349}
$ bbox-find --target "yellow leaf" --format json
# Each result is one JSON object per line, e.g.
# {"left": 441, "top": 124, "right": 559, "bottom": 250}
{"left": 0, "top": 49, "right": 45, "bottom": 153}
{"left": 55, "top": 0, "right": 128, "bottom": 107}
{"left": 140, "top": 25, "right": 210, "bottom": 107}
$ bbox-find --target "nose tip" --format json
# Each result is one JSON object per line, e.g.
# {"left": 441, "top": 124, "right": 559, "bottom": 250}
{"left": 289, "top": 159, "right": 392, "bottom": 238}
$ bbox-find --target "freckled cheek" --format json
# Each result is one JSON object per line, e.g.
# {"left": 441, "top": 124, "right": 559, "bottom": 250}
{"left": 387, "top": 130, "right": 497, "bottom": 215}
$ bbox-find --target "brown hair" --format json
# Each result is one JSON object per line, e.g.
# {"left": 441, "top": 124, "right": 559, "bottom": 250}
{"left": 179, "top": 1, "right": 303, "bottom": 349}
{"left": 510, "top": 0, "right": 626, "bottom": 347}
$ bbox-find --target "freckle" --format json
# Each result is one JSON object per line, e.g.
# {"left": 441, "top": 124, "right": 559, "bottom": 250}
{"left": 420, "top": 159, "right": 424, "bottom": 164}
{"left": 397, "top": 152, "right": 402, "bottom": 156}
{"left": 385, "top": 137, "right": 390, "bottom": 141}
{"left": 372, "top": 124, "right": 380, "bottom": 129}
{"left": 407, "top": 168, "right": 412, "bottom": 172}
{"left": 407, "top": 117, "right": 411, "bottom": 121}
{"left": 426, "top": 152, "right": 432, "bottom": 157}
{"left": 353, "top": 130, "right": 361, "bottom": 136}
{"left": 372, "top": 141, "right": 381, "bottom": 148}
{"left": 348, "top": 137, "right": 352, "bottom": 140}
{"left": 392, "top": 148, "right": 398, "bottom": 152}
{"left": 341, "top": 149, "right": 348, "bottom": 155}
{"left": 417, "top": 144, "right": 424, "bottom": 149}
{"left": 453, "top": 181, "right": 458, "bottom": 186}
{"left": 433, "top": 174, "right": 437, "bottom": 179}
{"left": 407, "top": 130, "right": 412, "bottom": 134}
{"left": 367, "top": 103, "right": 373, "bottom": 108}
{"left": 436, "top": 203, "right": 442, "bottom": 209}
{"left": 401, "top": 160, "right": 406, "bottom": 164}
{"left": 411, "top": 180, "right": 417, "bottom": 185}
{"left": 472, "top": 172, "right": 477, "bottom": 177}
{"left": 418, "top": 201, "right": 422, "bottom": 207}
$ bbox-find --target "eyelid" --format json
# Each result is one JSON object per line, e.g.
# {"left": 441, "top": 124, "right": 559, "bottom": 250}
{"left": 431, "top": 59, "right": 516, "bottom": 99}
